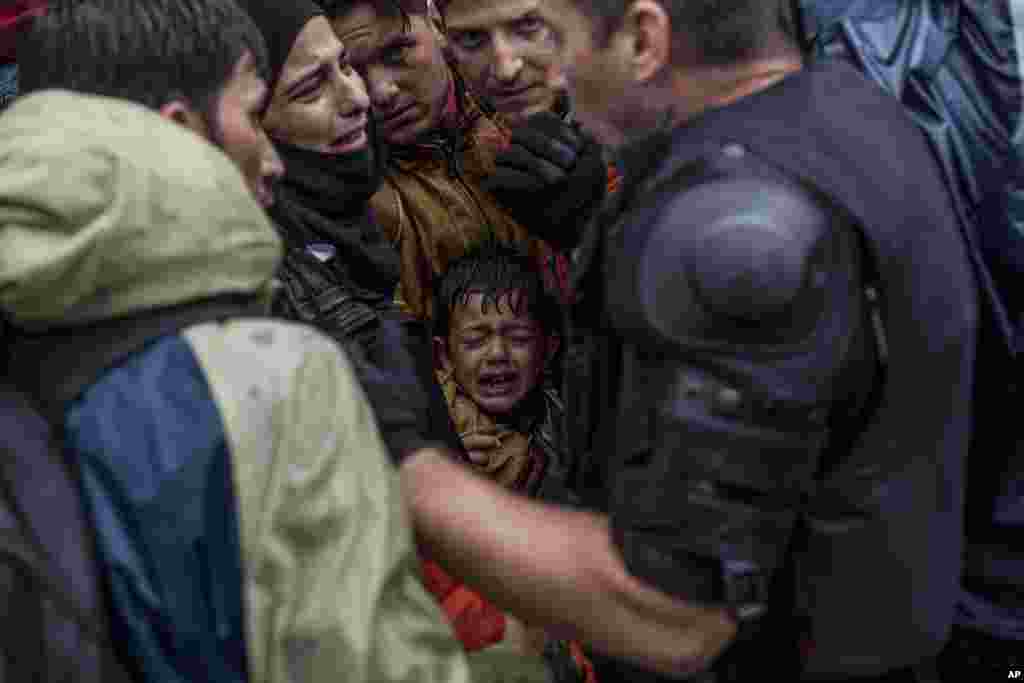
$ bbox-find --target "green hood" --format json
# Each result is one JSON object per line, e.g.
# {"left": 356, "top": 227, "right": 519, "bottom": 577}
{"left": 0, "top": 90, "right": 281, "bottom": 331}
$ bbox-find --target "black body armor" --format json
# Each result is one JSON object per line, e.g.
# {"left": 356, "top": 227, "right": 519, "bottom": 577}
{"left": 570, "top": 60, "right": 977, "bottom": 679}
{"left": 605, "top": 155, "right": 872, "bottom": 609}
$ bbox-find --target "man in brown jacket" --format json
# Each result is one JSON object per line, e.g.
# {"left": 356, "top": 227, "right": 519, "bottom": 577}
{"left": 323, "top": 0, "right": 608, "bottom": 320}
{"left": 437, "top": 0, "right": 618, "bottom": 254}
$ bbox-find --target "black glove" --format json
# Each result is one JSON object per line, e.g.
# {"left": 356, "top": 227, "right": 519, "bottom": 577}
{"left": 483, "top": 111, "right": 608, "bottom": 250}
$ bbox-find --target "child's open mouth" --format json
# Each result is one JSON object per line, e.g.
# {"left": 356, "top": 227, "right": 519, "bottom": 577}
{"left": 478, "top": 372, "right": 518, "bottom": 394}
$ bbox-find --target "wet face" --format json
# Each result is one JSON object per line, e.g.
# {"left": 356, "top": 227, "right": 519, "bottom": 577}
{"left": 439, "top": 290, "right": 557, "bottom": 417}
{"left": 444, "top": 0, "right": 561, "bottom": 125}
{"left": 210, "top": 51, "right": 284, "bottom": 208}
{"left": 332, "top": 4, "right": 452, "bottom": 146}
{"left": 262, "top": 16, "right": 371, "bottom": 155}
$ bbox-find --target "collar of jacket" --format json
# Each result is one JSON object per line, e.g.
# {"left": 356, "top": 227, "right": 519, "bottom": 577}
{"left": 6, "top": 294, "right": 268, "bottom": 423}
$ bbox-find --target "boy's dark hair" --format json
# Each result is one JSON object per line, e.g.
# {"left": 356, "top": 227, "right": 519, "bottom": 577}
{"left": 18, "top": 0, "right": 268, "bottom": 116}
{"left": 434, "top": 240, "right": 561, "bottom": 342}
{"left": 574, "top": 0, "right": 795, "bottom": 67}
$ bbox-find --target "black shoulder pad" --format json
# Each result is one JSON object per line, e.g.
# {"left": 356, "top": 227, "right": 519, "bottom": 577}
{"left": 680, "top": 177, "right": 830, "bottom": 319}
{"left": 607, "top": 173, "right": 835, "bottom": 346}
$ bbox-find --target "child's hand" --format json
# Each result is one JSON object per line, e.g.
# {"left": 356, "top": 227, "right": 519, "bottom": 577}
{"left": 461, "top": 432, "right": 503, "bottom": 465}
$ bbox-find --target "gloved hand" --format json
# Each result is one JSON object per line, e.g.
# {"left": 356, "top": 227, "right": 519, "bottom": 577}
{"left": 483, "top": 111, "right": 608, "bottom": 250}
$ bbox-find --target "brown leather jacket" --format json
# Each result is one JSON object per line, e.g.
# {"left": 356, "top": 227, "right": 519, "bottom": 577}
{"left": 436, "top": 368, "right": 575, "bottom": 505}
{"left": 370, "top": 73, "right": 551, "bottom": 320}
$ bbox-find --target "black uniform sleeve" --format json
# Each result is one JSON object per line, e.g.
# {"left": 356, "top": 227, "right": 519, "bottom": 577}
{"left": 604, "top": 174, "right": 871, "bottom": 613}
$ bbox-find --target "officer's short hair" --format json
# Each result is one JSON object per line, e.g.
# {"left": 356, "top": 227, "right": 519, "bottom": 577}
{"left": 433, "top": 240, "right": 561, "bottom": 342}
{"left": 577, "top": 0, "right": 793, "bottom": 67}
{"left": 19, "top": 0, "right": 268, "bottom": 114}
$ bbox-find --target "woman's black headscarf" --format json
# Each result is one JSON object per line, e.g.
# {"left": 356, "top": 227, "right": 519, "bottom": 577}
{"left": 237, "top": 0, "right": 401, "bottom": 297}
{"left": 235, "top": 0, "right": 322, "bottom": 94}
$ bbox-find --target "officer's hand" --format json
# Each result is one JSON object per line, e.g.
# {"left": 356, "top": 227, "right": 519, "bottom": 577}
{"left": 484, "top": 111, "right": 608, "bottom": 250}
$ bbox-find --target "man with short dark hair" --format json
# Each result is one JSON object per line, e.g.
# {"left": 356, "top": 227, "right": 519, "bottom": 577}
{"left": 425, "top": 0, "right": 977, "bottom": 681}
{"left": 319, "top": 0, "right": 543, "bottom": 320}
{"left": 439, "top": 0, "right": 562, "bottom": 126}
{"left": 437, "top": 0, "right": 615, "bottom": 263}
{"left": 9, "top": 2, "right": 476, "bottom": 682}
{"left": 19, "top": 0, "right": 284, "bottom": 208}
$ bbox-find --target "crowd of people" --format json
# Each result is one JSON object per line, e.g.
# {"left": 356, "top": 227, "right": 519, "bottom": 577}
{"left": 0, "top": 1, "right": 1022, "bottom": 682}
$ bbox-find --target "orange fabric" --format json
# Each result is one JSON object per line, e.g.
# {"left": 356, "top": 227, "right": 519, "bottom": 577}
{"left": 420, "top": 558, "right": 507, "bottom": 652}
{"left": 421, "top": 556, "right": 599, "bottom": 681}
{"left": 420, "top": 556, "right": 459, "bottom": 600}
{"left": 606, "top": 162, "right": 622, "bottom": 196}
{"left": 422, "top": 366, "right": 543, "bottom": 653}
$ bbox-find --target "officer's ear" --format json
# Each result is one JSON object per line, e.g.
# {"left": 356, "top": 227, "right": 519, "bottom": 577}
{"left": 621, "top": 0, "right": 671, "bottom": 83}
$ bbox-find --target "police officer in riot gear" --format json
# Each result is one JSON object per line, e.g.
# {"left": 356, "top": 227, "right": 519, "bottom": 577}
{"left": 482, "top": 0, "right": 979, "bottom": 680}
